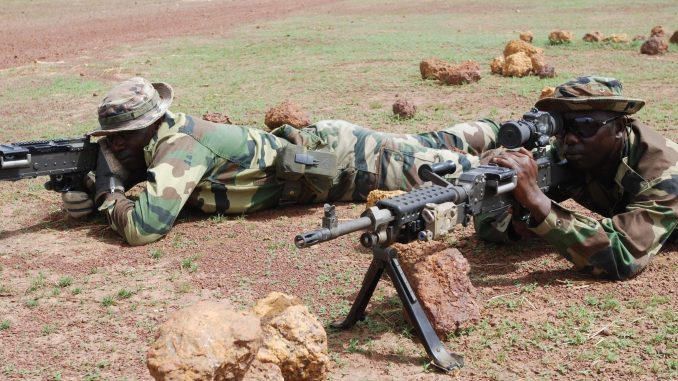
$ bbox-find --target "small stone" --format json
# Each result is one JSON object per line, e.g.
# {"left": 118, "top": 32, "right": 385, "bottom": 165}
{"left": 264, "top": 101, "right": 311, "bottom": 130}
{"left": 202, "top": 111, "right": 233, "bottom": 124}
{"left": 438, "top": 60, "right": 481, "bottom": 85}
{"left": 602, "top": 34, "right": 630, "bottom": 44}
{"left": 420, "top": 57, "right": 452, "bottom": 80}
{"left": 366, "top": 189, "right": 406, "bottom": 208}
{"left": 392, "top": 98, "right": 416, "bottom": 119}
{"left": 548, "top": 30, "right": 574, "bottom": 44}
{"left": 519, "top": 31, "right": 533, "bottom": 43}
{"left": 582, "top": 31, "right": 604, "bottom": 43}
{"left": 640, "top": 36, "right": 668, "bottom": 55}
{"left": 650, "top": 25, "right": 666, "bottom": 37}
{"left": 670, "top": 30, "right": 678, "bottom": 44}
{"left": 539, "top": 86, "right": 555, "bottom": 100}
{"left": 536, "top": 64, "right": 556, "bottom": 79}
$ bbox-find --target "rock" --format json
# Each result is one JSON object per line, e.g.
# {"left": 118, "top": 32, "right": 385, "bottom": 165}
{"left": 503, "top": 39, "right": 542, "bottom": 58}
{"left": 536, "top": 64, "right": 556, "bottom": 79}
{"left": 253, "top": 292, "right": 330, "bottom": 381}
{"left": 633, "top": 34, "right": 646, "bottom": 42}
{"left": 489, "top": 55, "right": 504, "bottom": 75}
{"left": 602, "top": 34, "right": 630, "bottom": 43}
{"left": 202, "top": 112, "right": 233, "bottom": 124}
{"left": 420, "top": 58, "right": 451, "bottom": 80}
{"left": 640, "top": 36, "right": 668, "bottom": 55}
{"left": 539, "top": 86, "right": 556, "bottom": 99}
{"left": 519, "top": 31, "right": 533, "bottom": 43}
{"left": 392, "top": 98, "right": 416, "bottom": 119}
{"left": 438, "top": 60, "right": 481, "bottom": 85}
{"left": 394, "top": 241, "right": 481, "bottom": 336}
{"left": 147, "top": 301, "right": 262, "bottom": 381}
{"left": 582, "top": 31, "right": 604, "bottom": 42}
{"left": 530, "top": 52, "right": 546, "bottom": 72}
{"left": 548, "top": 30, "right": 574, "bottom": 44}
{"left": 366, "top": 189, "right": 406, "bottom": 208}
{"left": 242, "top": 359, "right": 284, "bottom": 381}
{"left": 650, "top": 25, "right": 666, "bottom": 37}
{"left": 502, "top": 52, "right": 532, "bottom": 77}
{"left": 264, "top": 101, "right": 311, "bottom": 130}
{"left": 670, "top": 30, "right": 678, "bottom": 44}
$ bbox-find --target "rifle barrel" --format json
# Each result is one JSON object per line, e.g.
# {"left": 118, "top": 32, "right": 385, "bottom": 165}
{"left": 294, "top": 215, "right": 373, "bottom": 248}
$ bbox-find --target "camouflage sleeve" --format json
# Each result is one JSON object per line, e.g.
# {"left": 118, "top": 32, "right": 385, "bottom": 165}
{"left": 99, "top": 134, "right": 214, "bottom": 246}
{"left": 529, "top": 176, "right": 678, "bottom": 280}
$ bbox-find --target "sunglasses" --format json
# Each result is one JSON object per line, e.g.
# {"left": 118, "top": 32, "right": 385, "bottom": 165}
{"left": 560, "top": 115, "right": 624, "bottom": 138}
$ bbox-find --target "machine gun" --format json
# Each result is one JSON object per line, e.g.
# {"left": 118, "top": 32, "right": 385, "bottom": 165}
{"left": 294, "top": 109, "right": 572, "bottom": 371}
{"left": 0, "top": 136, "right": 97, "bottom": 192}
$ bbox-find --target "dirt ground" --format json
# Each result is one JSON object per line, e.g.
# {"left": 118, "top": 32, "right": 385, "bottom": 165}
{"left": 1, "top": 1, "right": 676, "bottom": 381}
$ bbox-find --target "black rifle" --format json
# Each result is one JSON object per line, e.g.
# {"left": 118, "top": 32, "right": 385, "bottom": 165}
{"left": 0, "top": 136, "right": 98, "bottom": 192}
{"left": 294, "top": 109, "right": 573, "bottom": 371}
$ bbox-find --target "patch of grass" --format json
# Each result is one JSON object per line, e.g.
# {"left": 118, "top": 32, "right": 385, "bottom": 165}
{"left": 42, "top": 324, "right": 56, "bottom": 336}
{"left": 57, "top": 276, "right": 72, "bottom": 288}
{"left": 0, "top": 284, "right": 12, "bottom": 296}
{"left": 72, "top": 287, "right": 82, "bottom": 295}
{"left": 0, "top": 320, "right": 10, "bottom": 330}
{"left": 180, "top": 255, "right": 199, "bottom": 273}
{"left": 101, "top": 296, "right": 115, "bottom": 307}
{"left": 150, "top": 249, "right": 163, "bottom": 260}
{"left": 25, "top": 298, "right": 39, "bottom": 308}
{"left": 26, "top": 272, "right": 46, "bottom": 293}
{"left": 116, "top": 289, "right": 133, "bottom": 300}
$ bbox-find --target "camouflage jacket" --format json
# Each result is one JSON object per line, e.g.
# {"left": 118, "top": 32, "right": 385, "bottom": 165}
{"left": 100, "top": 112, "right": 498, "bottom": 245}
{"left": 528, "top": 119, "right": 678, "bottom": 279}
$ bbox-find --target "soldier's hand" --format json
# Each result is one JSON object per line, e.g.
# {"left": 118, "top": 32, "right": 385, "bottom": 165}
{"left": 491, "top": 147, "right": 551, "bottom": 224}
{"left": 62, "top": 191, "right": 95, "bottom": 218}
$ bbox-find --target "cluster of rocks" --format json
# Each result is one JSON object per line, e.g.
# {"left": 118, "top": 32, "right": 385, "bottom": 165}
{"left": 490, "top": 39, "right": 554, "bottom": 78}
{"left": 147, "top": 293, "right": 330, "bottom": 381}
{"left": 419, "top": 58, "right": 482, "bottom": 86}
{"left": 582, "top": 32, "right": 631, "bottom": 44}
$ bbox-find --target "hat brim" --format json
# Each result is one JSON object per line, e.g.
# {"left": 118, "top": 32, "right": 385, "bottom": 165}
{"left": 88, "top": 82, "right": 174, "bottom": 137}
{"left": 534, "top": 96, "right": 645, "bottom": 115}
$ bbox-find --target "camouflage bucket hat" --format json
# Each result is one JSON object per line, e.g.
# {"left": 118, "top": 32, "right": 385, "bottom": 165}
{"left": 534, "top": 76, "right": 645, "bottom": 115}
{"left": 89, "top": 77, "right": 173, "bottom": 137}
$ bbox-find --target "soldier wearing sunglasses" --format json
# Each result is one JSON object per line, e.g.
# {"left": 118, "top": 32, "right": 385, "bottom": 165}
{"left": 491, "top": 76, "right": 678, "bottom": 280}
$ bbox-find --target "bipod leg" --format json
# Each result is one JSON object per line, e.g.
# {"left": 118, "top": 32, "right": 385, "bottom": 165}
{"left": 378, "top": 246, "right": 464, "bottom": 371}
{"left": 330, "top": 256, "right": 385, "bottom": 329}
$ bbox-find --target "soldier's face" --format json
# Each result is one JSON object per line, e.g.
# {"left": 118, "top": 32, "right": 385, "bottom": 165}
{"left": 108, "top": 120, "right": 160, "bottom": 171}
{"left": 557, "top": 110, "right": 625, "bottom": 172}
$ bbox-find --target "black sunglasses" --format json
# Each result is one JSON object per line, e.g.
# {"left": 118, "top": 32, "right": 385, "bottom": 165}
{"left": 561, "top": 115, "right": 624, "bottom": 139}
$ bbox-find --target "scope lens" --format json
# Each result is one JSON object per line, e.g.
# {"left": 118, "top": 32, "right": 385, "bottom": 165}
{"left": 498, "top": 122, "right": 531, "bottom": 149}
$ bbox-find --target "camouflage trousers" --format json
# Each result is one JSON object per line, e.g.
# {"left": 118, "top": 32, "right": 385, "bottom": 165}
{"left": 271, "top": 119, "right": 499, "bottom": 202}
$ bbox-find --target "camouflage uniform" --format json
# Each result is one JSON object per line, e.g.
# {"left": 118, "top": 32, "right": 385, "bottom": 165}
{"left": 530, "top": 119, "right": 678, "bottom": 279}
{"left": 99, "top": 111, "right": 498, "bottom": 245}
{"left": 479, "top": 76, "right": 678, "bottom": 280}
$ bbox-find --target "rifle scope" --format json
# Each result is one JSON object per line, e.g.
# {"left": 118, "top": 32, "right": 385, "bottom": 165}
{"left": 498, "top": 109, "right": 563, "bottom": 149}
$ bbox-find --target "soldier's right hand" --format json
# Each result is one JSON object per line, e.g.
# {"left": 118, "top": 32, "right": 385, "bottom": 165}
{"left": 62, "top": 191, "right": 95, "bottom": 218}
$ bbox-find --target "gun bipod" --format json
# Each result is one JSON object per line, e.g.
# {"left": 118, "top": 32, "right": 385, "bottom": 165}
{"left": 330, "top": 245, "right": 464, "bottom": 372}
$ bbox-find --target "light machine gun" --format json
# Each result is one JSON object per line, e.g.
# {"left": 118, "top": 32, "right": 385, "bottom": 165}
{"left": 0, "top": 136, "right": 97, "bottom": 192}
{"left": 294, "top": 109, "right": 572, "bottom": 371}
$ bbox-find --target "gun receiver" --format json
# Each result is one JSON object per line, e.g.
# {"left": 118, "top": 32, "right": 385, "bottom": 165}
{"left": 0, "top": 137, "right": 98, "bottom": 192}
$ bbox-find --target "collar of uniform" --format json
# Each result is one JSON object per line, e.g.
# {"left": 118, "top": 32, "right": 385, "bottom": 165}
{"left": 143, "top": 111, "right": 187, "bottom": 165}
{"left": 614, "top": 127, "right": 652, "bottom": 195}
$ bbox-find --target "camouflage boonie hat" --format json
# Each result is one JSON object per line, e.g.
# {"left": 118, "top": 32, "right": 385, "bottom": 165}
{"left": 89, "top": 77, "right": 173, "bottom": 136}
{"left": 534, "top": 76, "right": 645, "bottom": 114}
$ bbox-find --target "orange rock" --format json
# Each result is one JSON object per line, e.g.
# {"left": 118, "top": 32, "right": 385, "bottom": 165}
{"left": 640, "top": 36, "right": 668, "bottom": 55}
{"left": 490, "top": 55, "right": 505, "bottom": 75}
{"left": 650, "top": 25, "right": 666, "bottom": 37}
{"left": 583, "top": 31, "right": 604, "bottom": 42}
{"left": 392, "top": 98, "right": 416, "bottom": 119}
{"left": 548, "top": 30, "right": 574, "bottom": 44}
{"left": 540, "top": 86, "right": 556, "bottom": 99}
{"left": 503, "top": 39, "right": 542, "bottom": 58}
{"left": 502, "top": 52, "right": 532, "bottom": 77}
{"left": 519, "top": 31, "right": 533, "bottom": 43}
{"left": 264, "top": 101, "right": 311, "bottom": 130}
{"left": 438, "top": 60, "right": 482, "bottom": 85}
{"left": 419, "top": 57, "right": 451, "bottom": 80}
{"left": 603, "top": 33, "right": 630, "bottom": 43}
